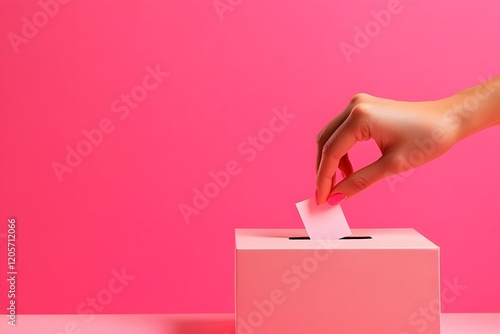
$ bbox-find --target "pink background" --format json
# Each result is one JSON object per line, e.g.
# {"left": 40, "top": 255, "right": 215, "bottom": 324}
{"left": 0, "top": 0, "right": 499, "bottom": 314}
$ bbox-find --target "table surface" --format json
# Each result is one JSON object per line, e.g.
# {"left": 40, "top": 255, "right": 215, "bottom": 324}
{"left": 2, "top": 313, "right": 499, "bottom": 333}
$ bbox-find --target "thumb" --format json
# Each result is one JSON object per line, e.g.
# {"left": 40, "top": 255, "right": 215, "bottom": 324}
{"left": 327, "top": 154, "right": 398, "bottom": 205}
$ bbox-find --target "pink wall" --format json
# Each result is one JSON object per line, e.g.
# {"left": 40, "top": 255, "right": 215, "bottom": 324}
{"left": 1, "top": 0, "right": 499, "bottom": 314}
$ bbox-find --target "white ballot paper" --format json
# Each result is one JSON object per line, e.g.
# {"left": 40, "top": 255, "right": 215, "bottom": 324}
{"left": 295, "top": 198, "right": 351, "bottom": 240}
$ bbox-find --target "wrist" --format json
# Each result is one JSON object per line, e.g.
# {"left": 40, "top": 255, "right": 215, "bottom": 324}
{"left": 443, "top": 77, "right": 500, "bottom": 141}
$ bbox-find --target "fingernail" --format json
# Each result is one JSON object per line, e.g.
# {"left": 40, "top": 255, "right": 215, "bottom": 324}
{"left": 327, "top": 193, "right": 347, "bottom": 206}
{"left": 315, "top": 190, "right": 319, "bottom": 205}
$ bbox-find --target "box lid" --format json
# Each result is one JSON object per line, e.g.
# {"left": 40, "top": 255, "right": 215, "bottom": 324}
{"left": 235, "top": 228, "right": 439, "bottom": 250}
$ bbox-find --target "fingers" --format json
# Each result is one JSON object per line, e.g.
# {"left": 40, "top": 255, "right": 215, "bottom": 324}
{"left": 339, "top": 153, "right": 354, "bottom": 178}
{"left": 316, "top": 105, "right": 371, "bottom": 204}
{"left": 330, "top": 153, "right": 399, "bottom": 200}
{"left": 316, "top": 108, "right": 351, "bottom": 172}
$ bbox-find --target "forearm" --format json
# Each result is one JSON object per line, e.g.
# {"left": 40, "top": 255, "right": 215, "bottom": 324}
{"left": 446, "top": 76, "right": 500, "bottom": 140}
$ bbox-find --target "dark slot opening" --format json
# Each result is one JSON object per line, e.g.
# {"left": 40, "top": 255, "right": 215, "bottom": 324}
{"left": 288, "top": 235, "right": 372, "bottom": 240}
{"left": 340, "top": 235, "right": 372, "bottom": 240}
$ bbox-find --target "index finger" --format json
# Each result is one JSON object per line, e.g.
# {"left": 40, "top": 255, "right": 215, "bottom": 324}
{"left": 316, "top": 111, "right": 367, "bottom": 203}
{"left": 316, "top": 108, "right": 351, "bottom": 171}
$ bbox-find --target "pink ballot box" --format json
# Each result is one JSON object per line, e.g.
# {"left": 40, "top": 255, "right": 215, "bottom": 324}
{"left": 235, "top": 228, "right": 441, "bottom": 334}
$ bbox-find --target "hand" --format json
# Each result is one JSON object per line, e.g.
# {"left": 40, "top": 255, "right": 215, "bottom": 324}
{"left": 315, "top": 93, "right": 463, "bottom": 205}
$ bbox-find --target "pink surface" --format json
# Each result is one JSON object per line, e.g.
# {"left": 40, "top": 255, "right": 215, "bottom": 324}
{"left": 3, "top": 314, "right": 499, "bottom": 334}
{"left": 235, "top": 228, "right": 440, "bottom": 333}
{"left": 1, "top": 0, "right": 500, "bottom": 314}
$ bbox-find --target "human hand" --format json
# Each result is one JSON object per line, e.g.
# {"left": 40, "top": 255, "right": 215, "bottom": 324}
{"left": 315, "top": 93, "right": 463, "bottom": 205}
